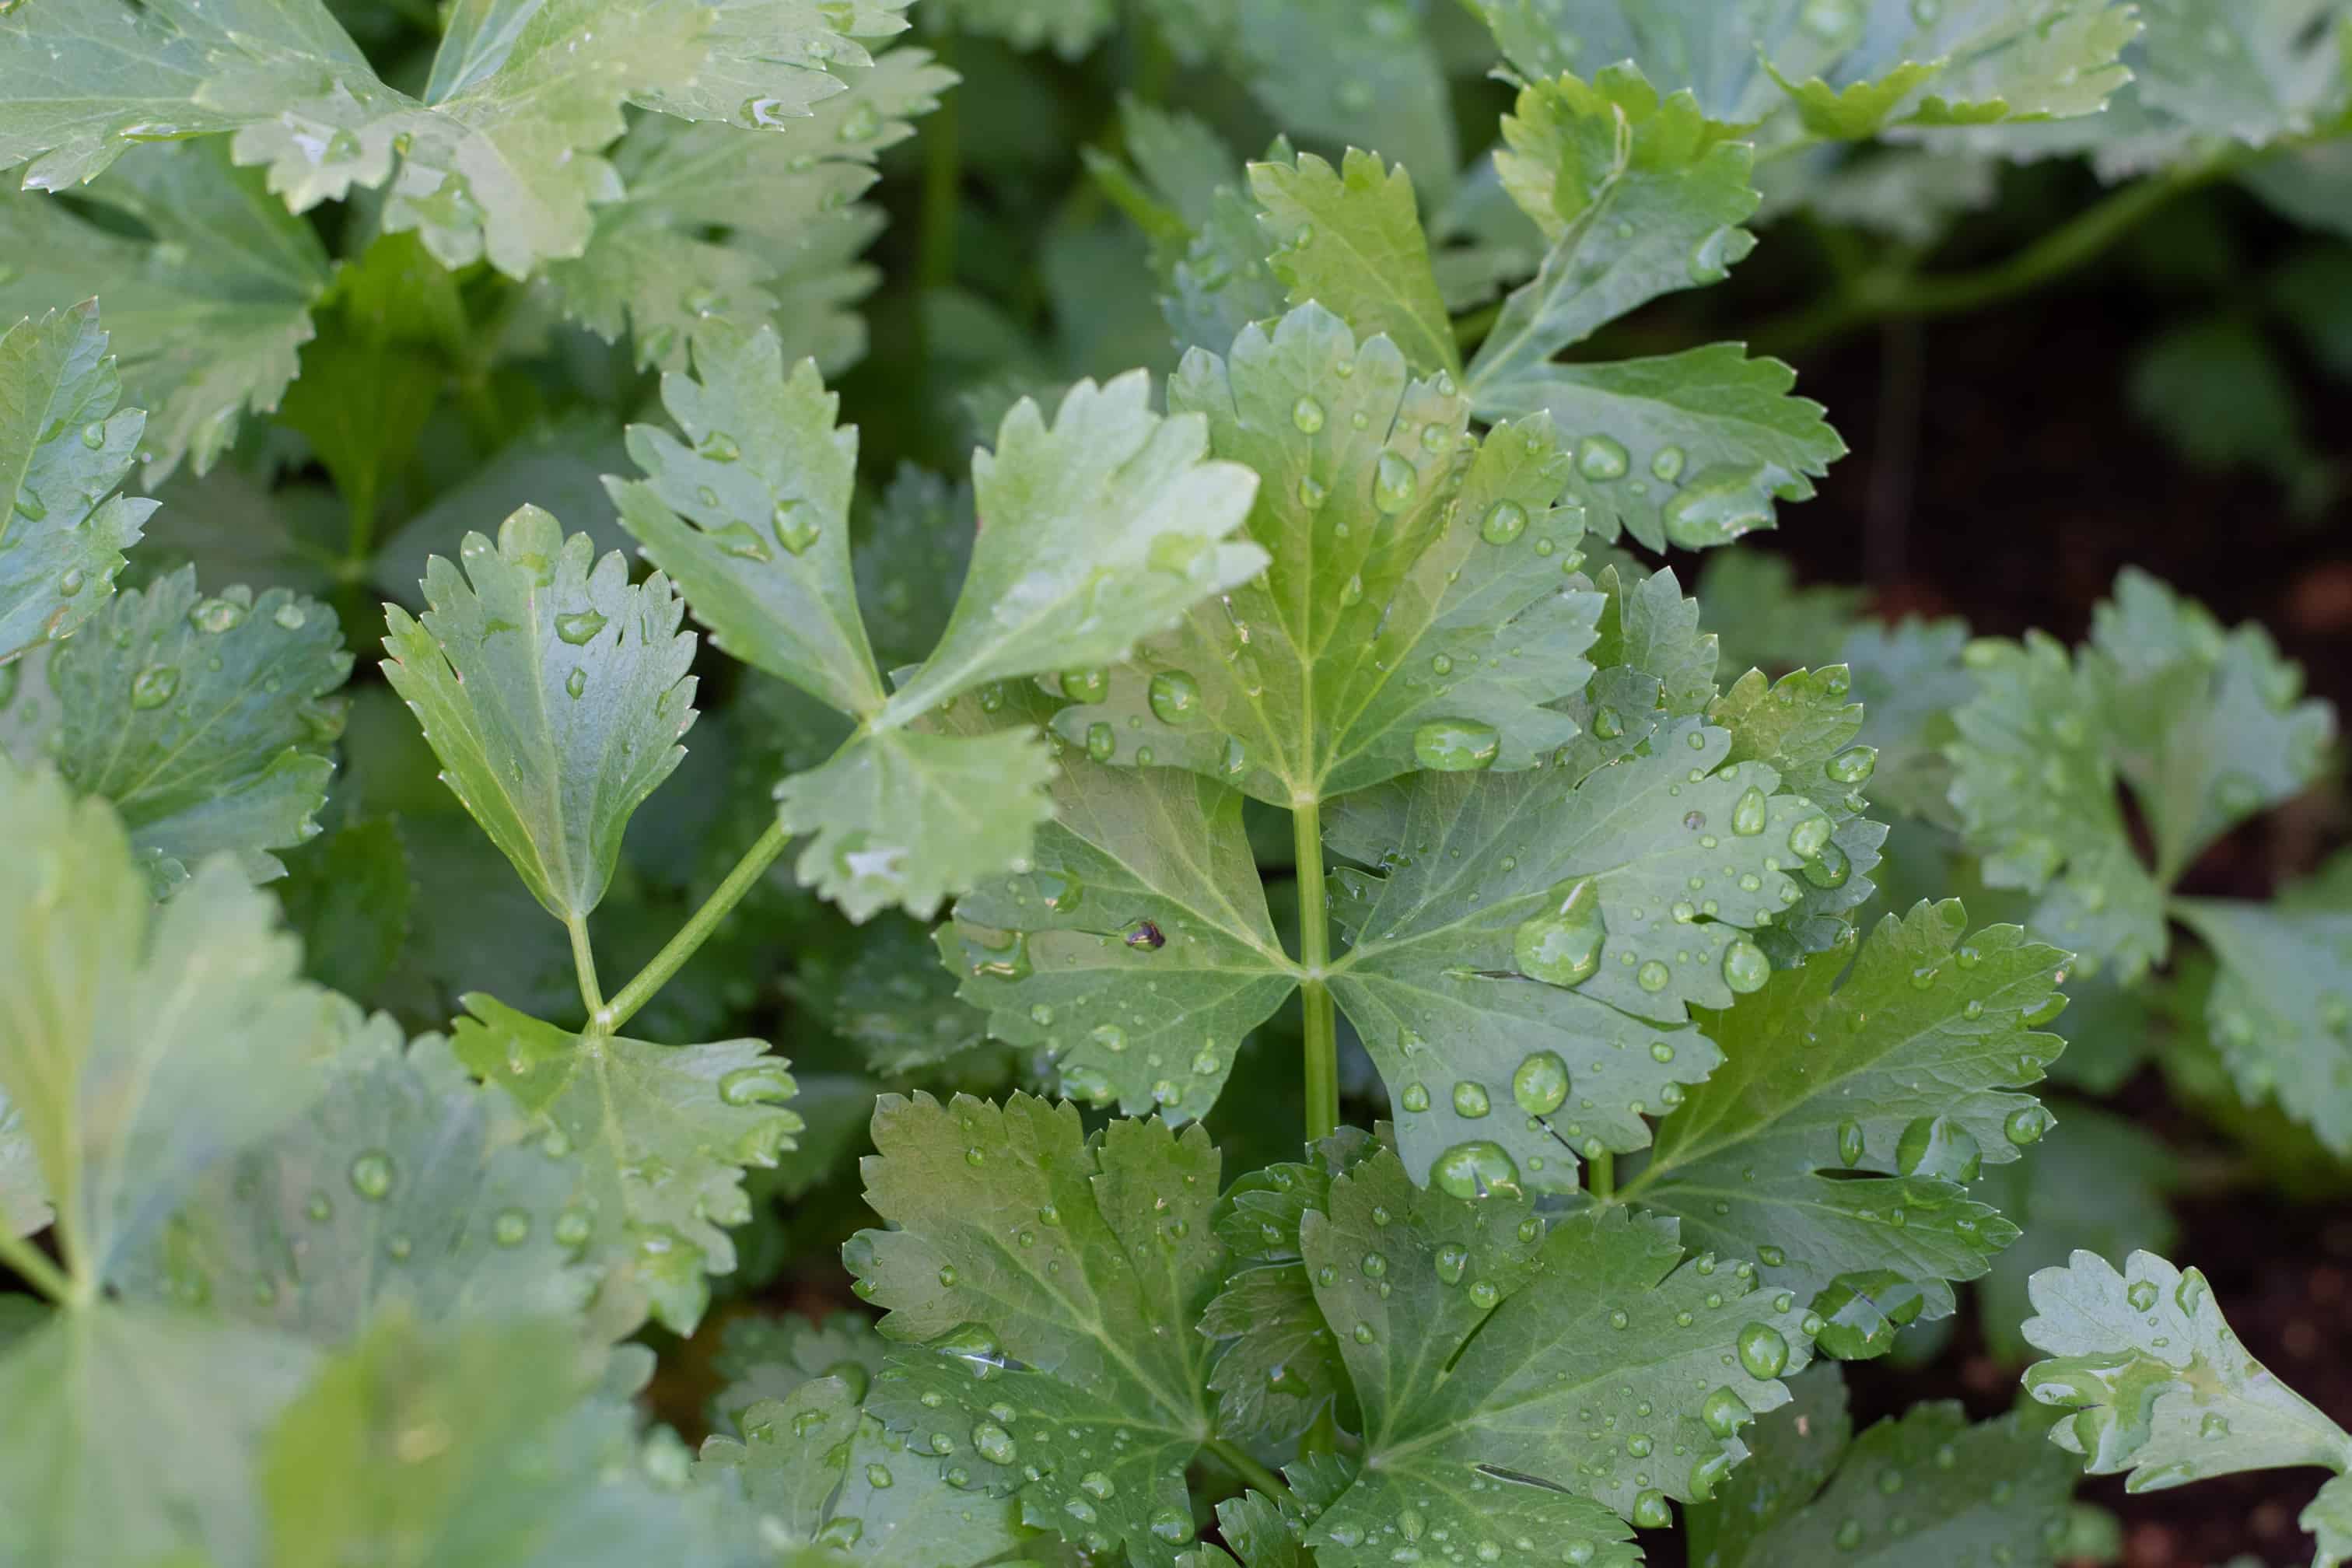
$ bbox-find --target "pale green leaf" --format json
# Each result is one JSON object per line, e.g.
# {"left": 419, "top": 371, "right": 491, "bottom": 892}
{"left": 1236, "top": 0, "right": 1457, "bottom": 207}
{"left": 0, "top": 143, "right": 331, "bottom": 480}
{"left": 9, "top": 567, "right": 349, "bottom": 893}
{"left": 1327, "top": 716, "right": 1831, "bottom": 1193}
{"left": 850, "top": 1094, "right": 1223, "bottom": 1566}
{"left": 2174, "top": 863, "right": 2352, "bottom": 1157}
{"left": 1840, "top": 616, "right": 1972, "bottom": 826}
{"left": 1049, "top": 304, "right": 1597, "bottom": 805}
{"left": 943, "top": 760, "right": 1297, "bottom": 1122}
{"left": 1591, "top": 562, "right": 1720, "bottom": 719}
{"left": 0, "top": 761, "right": 350, "bottom": 1283}
{"left": 710, "top": 1311, "right": 891, "bottom": 1435}
{"left": 1709, "top": 663, "right": 1887, "bottom": 958}
{"left": 0, "top": 1303, "right": 313, "bottom": 1568}
{"left": 931, "top": 0, "right": 1112, "bottom": 58}
{"left": 1632, "top": 901, "right": 2065, "bottom": 1335}
{"left": 2022, "top": 1250, "right": 2352, "bottom": 1500}
{"left": 0, "top": 303, "right": 152, "bottom": 660}
{"left": 2312, "top": 1474, "right": 2352, "bottom": 1568}
{"left": 1300, "top": 1146, "right": 1812, "bottom": 1552}
{"left": 0, "top": 0, "right": 908, "bottom": 276}
{"left": 449, "top": 993, "right": 801, "bottom": 1335}
{"left": 275, "top": 814, "right": 415, "bottom": 1000}
{"left": 121, "top": 1031, "right": 598, "bottom": 1341}
{"left": 266, "top": 1314, "right": 702, "bottom": 1568}
{"left": 382, "top": 505, "right": 700, "bottom": 925}
{"left": 1465, "top": 68, "right": 1759, "bottom": 397}
{"left": 880, "top": 371, "right": 1264, "bottom": 724}
{"left": 1248, "top": 149, "right": 1459, "bottom": 379}
{"left": 1695, "top": 550, "right": 1865, "bottom": 677}
{"left": 610, "top": 323, "right": 884, "bottom": 719}
{"left": 1691, "top": 1377, "right": 2077, "bottom": 1567}
{"left": 1475, "top": 344, "right": 1845, "bottom": 552}
{"left": 1973, "top": 1103, "right": 2178, "bottom": 1362}
{"left": 2134, "top": 0, "right": 2350, "bottom": 146}
{"left": 698, "top": 1375, "right": 1040, "bottom": 1565}
{"left": 548, "top": 46, "right": 953, "bottom": 376}
{"left": 774, "top": 723, "right": 1060, "bottom": 923}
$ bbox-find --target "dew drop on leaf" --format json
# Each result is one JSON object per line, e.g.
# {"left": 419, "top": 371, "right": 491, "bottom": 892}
{"left": 1431, "top": 1139, "right": 1521, "bottom": 1200}
{"left": 1510, "top": 1050, "right": 1569, "bottom": 1115}
{"left": 1412, "top": 718, "right": 1500, "bottom": 772}
{"left": 1479, "top": 499, "right": 1528, "bottom": 545}
{"left": 129, "top": 664, "right": 180, "bottom": 709}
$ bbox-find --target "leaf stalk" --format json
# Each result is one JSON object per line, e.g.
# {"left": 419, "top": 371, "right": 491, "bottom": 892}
{"left": 597, "top": 820, "right": 790, "bottom": 1034}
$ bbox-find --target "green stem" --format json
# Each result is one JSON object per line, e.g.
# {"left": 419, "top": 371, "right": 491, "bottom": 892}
{"left": 0, "top": 1229, "right": 78, "bottom": 1307}
{"left": 1206, "top": 1435, "right": 1290, "bottom": 1500}
{"left": 566, "top": 914, "right": 605, "bottom": 1018}
{"left": 1588, "top": 1149, "right": 1614, "bottom": 1202}
{"left": 597, "top": 821, "right": 789, "bottom": 1034}
{"left": 1755, "top": 156, "right": 2242, "bottom": 357}
{"left": 919, "top": 27, "right": 960, "bottom": 292}
{"left": 1294, "top": 795, "right": 1339, "bottom": 1143}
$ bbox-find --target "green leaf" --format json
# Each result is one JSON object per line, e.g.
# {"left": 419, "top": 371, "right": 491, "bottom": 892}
{"left": 1465, "top": 67, "right": 1759, "bottom": 397}
{"left": 698, "top": 1374, "right": 1040, "bottom": 1564}
{"left": 0, "top": 0, "right": 910, "bottom": 277}
{"left": 0, "top": 761, "right": 351, "bottom": 1285}
{"left": 2174, "top": 861, "right": 2352, "bottom": 1157}
{"left": 1592, "top": 562, "right": 1720, "bottom": 719}
{"left": 1200, "top": 1130, "right": 1374, "bottom": 1444}
{"left": 1298, "top": 1146, "right": 1815, "bottom": 1552}
{"left": 1708, "top": 663, "right": 1886, "bottom": 958}
{"left": 2022, "top": 1249, "right": 2352, "bottom": 1498}
{"left": 1049, "top": 304, "right": 1596, "bottom": 804}
{"left": 1247, "top": 149, "right": 1459, "bottom": 379}
{"left": 0, "top": 1302, "right": 314, "bottom": 1566}
{"left": 0, "top": 143, "right": 332, "bottom": 480}
{"left": 611, "top": 323, "right": 884, "bottom": 719}
{"left": 943, "top": 760, "right": 1297, "bottom": 1122}
{"left": 1630, "top": 901, "right": 2067, "bottom": 1331}
{"left": 1972, "top": 1103, "right": 2178, "bottom": 1362}
{"left": 0, "top": 303, "right": 152, "bottom": 660}
{"left": 1682, "top": 1363, "right": 1851, "bottom": 1563}
{"left": 880, "top": 372, "right": 1265, "bottom": 724}
{"left": 9, "top": 567, "right": 350, "bottom": 894}
{"left": 850, "top": 1094, "right": 1223, "bottom": 1566}
{"left": 1469, "top": 1, "right": 2139, "bottom": 136}
{"left": 382, "top": 506, "right": 699, "bottom": 926}
{"left": 1945, "top": 631, "right": 2170, "bottom": 980}
{"left": 855, "top": 464, "right": 974, "bottom": 671}
{"left": 449, "top": 993, "right": 801, "bottom": 1335}
{"left": 266, "top": 1313, "right": 704, "bottom": 1568}
{"left": 121, "top": 1030, "right": 598, "bottom": 1341}
{"left": 1840, "top": 616, "right": 1972, "bottom": 827}
{"left": 2133, "top": 0, "right": 2350, "bottom": 146}
{"left": 2129, "top": 316, "right": 2329, "bottom": 512}
{"left": 0, "top": 1087, "right": 47, "bottom": 1237}
{"left": 710, "top": 1311, "right": 891, "bottom": 1435}
{"left": 775, "top": 722, "right": 1062, "bottom": 923}
{"left": 1689, "top": 1375, "right": 2078, "bottom": 1567}
{"left": 1328, "top": 715, "right": 1831, "bottom": 1192}
{"left": 1695, "top": 550, "right": 1865, "bottom": 678}
{"left": 549, "top": 45, "right": 952, "bottom": 377}
{"left": 1234, "top": 0, "right": 1458, "bottom": 208}
{"left": 1476, "top": 344, "right": 1846, "bottom": 552}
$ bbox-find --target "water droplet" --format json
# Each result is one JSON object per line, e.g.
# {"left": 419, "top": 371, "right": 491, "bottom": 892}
{"left": 1834, "top": 1517, "right": 1864, "bottom": 1550}
{"left": 1637, "top": 959, "right": 1671, "bottom": 993}
{"left": 1825, "top": 745, "right": 1877, "bottom": 785}
{"left": 555, "top": 607, "right": 607, "bottom": 646}
{"left": 1650, "top": 446, "right": 1686, "bottom": 483}
{"left": 1291, "top": 396, "right": 1325, "bottom": 434}
{"left": 1730, "top": 786, "right": 1769, "bottom": 837}
{"left": 720, "top": 1063, "right": 793, "bottom": 1106}
{"left": 1734, "top": 1321, "right": 1789, "bottom": 1379}
{"left": 1809, "top": 1270, "right": 1925, "bottom": 1359}
{"left": 1895, "top": 1115, "right": 1981, "bottom": 1181}
{"left": 1297, "top": 474, "right": 1328, "bottom": 509}
{"left": 1632, "top": 1489, "right": 1671, "bottom": 1529}
{"left": 1514, "top": 877, "right": 1603, "bottom": 985}
{"left": 1431, "top": 1140, "right": 1521, "bottom": 1200}
{"left": 12, "top": 488, "right": 45, "bottom": 522}
{"left": 1511, "top": 1051, "right": 1570, "bottom": 1115}
{"left": 1661, "top": 465, "right": 1770, "bottom": 547}
{"left": 2126, "top": 1278, "right": 2159, "bottom": 1313}
{"left": 1147, "top": 670, "right": 1201, "bottom": 725}
{"left": 1722, "top": 938, "right": 1769, "bottom": 995}
{"left": 272, "top": 602, "right": 307, "bottom": 631}
{"left": 1468, "top": 1279, "right": 1500, "bottom": 1309}
{"left": 349, "top": 1150, "right": 394, "bottom": 1201}
{"left": 1373, "top": 452, "right": 1419, "bottom": 514}
{"left": 1576, "top": 435, "right": 1629, "bottom": 481}
{"left": 1080, "top": 1469, "right": 1115, "bottom": 1499}
{"left": 1591, "top": 705, "right": 1622, "bottom": 739}
{"left": 1399, "top": 1081, "right": 1430, "bottom": 1112}
{"left": 565, "top": 667, "right": 586, "bottom": 700}
{"left": 1413, "top": 718, "right": 1500, "bottom": 772}
{"left": 1802, "top": 840, "right": 1851, "bottom": 889}
{"left": 1787, "top": 817, "right": 1832, "bottom": 862}
{"left": 2200, "top": 1412, "right": 2230, "bottom": 1440}
{"left": 129, "top": 664, "right": 180, "bottom": 709}
{"left": 1837, "top": 1118, "right": 1865, "bottom": 1167}
{"left": 1479, "top": 499, "right": 1528, "bottom": 545}
{"left": 1436, "top": 1244, "right": 1468, "bottom": 1285}
{"left": 1453, "top": 1080, "right": 1492, "bottom": 1118}
{"left": 1085, "top": 722, "right": 1115, "bottom": 763}
{"left": 493, "top": 1208, "right": 530, "bottom": 1247}
{"left": 189, "top": 597, "right": 244, "bottom": 634}
{"left": 838, "top": 99, "right": 882, "bottom": 141}
{"left": 2004, "top": 1105, "right": 2052, "bottom": 1146}
{"left": 58, "top": 568, "right": 86, "bottom": 597}
{"left": 555, "top": 1209, "right": 591, "bottom": 1248}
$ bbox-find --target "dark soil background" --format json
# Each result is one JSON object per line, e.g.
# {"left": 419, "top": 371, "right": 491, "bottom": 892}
{"left": 1745, "top": 173, "right": 2352, "bottom": 1568}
